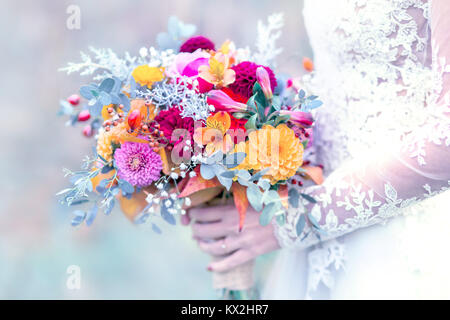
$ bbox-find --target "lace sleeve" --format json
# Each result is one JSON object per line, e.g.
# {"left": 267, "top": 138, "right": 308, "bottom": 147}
{"left": 275, "top": 0, "right": 450, "bottom": 249}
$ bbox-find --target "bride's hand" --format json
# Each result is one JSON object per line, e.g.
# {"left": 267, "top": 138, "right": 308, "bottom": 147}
{"left": 181, "top": 205, "right": 280, "bottom": 272}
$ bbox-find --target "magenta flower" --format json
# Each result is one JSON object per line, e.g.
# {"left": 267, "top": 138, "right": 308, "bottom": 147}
{"left": 114, "top": 141, "right": 162, "bottom": 187}
{"left": 280, "top": 110, "right": 314, "bottom": 128}
{"left": 180, "top": 36, "right": 215, "bottom": 53}
{"left": 154, "top": 107, "right": 194, "bottom": 146}
{"left": 229, "top": 61, "right": 277, "bottom": 99}
{"left": 256, "top": 67, "right": 273, "bottom": 99}
{"left": 166, "top": 50, "right": 210, "bottom": 78}
{"left": 207, "top": 90, "right": 248, "bottom": 113}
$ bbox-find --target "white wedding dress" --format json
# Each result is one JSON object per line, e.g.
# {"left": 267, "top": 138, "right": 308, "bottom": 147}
{"left": 263, "top": 0, "right": 450, "bottom": 299}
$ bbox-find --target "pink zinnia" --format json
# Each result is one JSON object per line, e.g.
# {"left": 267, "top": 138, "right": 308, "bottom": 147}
{"left": 114, "top": 141, "right": 162, "bottom": 187}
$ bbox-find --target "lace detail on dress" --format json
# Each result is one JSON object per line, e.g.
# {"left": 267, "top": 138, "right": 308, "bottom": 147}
{"left": 304, "top": 240, "right": 345, "bottom": 299}
{"left": 302, "top": 0, "right": 445, "bottom": 172}
{"left": 275, "top": 180, "right": 450, "bottom": 249}
{"left": 273, "top": 0, "right": 450, "bottom": 299}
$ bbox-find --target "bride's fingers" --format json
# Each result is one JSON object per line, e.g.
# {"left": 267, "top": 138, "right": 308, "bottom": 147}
{"left": 180, "top": 212, "right": 191, "bottom": 225}
{"left": 207, "top": 249, "right": 252, "bottom": 273}
{"left": 189, "top": 207, "right": 225, "bottom": 222}
{"left": 191, "top": 221, "right": 229, "bottom": 239}
{"left": 198, "top": 236, "right": 242, "bottom": 256}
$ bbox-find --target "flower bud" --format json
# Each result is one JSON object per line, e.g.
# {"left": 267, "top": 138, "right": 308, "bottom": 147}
{"left": 207, "top": 90, "right": 247, "bottom": 113}
{"left": 279, "top": 110, "right": 313, "bottom": 128}
{"left": 256, "top": 67, "right": 273, "bottom": 100}
{"left": 127, "top": 109, "right": 142, "bottom": 130}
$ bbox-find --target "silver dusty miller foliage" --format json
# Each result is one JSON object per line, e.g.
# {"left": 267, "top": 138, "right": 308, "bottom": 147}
{"left": 252, "top": 13, "right": 284, "bottom": 68}
{"left": 137, "top": 77, "right": 213, "bottom": 121}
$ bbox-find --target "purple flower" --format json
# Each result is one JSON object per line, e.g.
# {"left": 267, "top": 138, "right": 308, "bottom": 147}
{"left": 114, "top": 141, "right": 162, "bottom": 187}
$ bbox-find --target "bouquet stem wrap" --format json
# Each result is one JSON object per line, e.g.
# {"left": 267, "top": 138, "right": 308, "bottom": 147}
{"left": 212, "top": 258, "right": 254, "bottom": 291}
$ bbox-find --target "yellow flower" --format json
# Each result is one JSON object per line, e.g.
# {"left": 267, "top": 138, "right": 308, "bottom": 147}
{"left": 131, "top": 65, "right": 164, "bottom": 87}
{"left": 198, "top": 53, "right": 235, "bottom": 88}
{"left": 234, "top": 124, "right": 304, "bottom": 184}
{"left": 193, "top": 111, "right": 234, "bottom": 155}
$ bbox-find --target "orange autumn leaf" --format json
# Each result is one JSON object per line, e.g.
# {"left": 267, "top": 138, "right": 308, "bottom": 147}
{"left": 302, "top": 165, "right": 324, "bottom": 185}
{"left": 231, "top": 182, "right": 249, "bottom": 231}
{"left": 159, "top": 147, "right": 171, "bottom": 175}
{"left": 118, "top": 191, "right": 148, "bottom": 221}
{"left": 278, "top": 184, "right": 289, "bottom": 209}
{"left": 178, "top": 173, "right": 222, "bottom": 198}
{"left": 91, "top": 168, "right": 116, "bottom": 191}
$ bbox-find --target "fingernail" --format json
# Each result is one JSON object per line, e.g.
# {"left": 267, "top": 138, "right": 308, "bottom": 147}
{"left": 207, "top": 266, "right": 213, "bottom": 271}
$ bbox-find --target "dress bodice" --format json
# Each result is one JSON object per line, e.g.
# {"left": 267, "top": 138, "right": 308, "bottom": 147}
{"left": 303, "top": 0, "right": 437, "bottom": 172}
{"left": 270, "top": 0, "right": 450, "bottom": 299}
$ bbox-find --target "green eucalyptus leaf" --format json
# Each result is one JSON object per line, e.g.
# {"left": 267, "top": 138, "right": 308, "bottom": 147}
{"left": 259, "top": 202, "right": 276, "bottom": 226}
{"left": 232, "top": 112, "right": 248, "bottom": 119}
{"left": 220, "top": 170, "right": 236, "bottom": 179}
{"left": 200, "top": 164, "right": 216, "bottom": 180}
{"left": 263, "top": 189, "right": 280, "bottom": 205}
{"left": 302, "top": 139, "right": 309, "bottom": 149}
{"left": 296, "top": 214, "right": 306, "bottom": 236}
{"left": 288, "top": 188, "right": 300, "bottom": 208}
{"left": 247, "top": 185, "right": 263, "bottom": 212}
{"left": 246, "top": 95, "right": 257, "bottom": 112}
{"left": 276, "top": 213, "right": 286, "bottom": 226}
{"left": 206, "top": 150, "right": 224, "bottom": 165}
{"left": 300, "top": 193, "right": 317, "bottom": 203}
{"left": 245, "top": 114, "right": 258, "bottom": 130}
{"left": 307, "top": 212, "right": 320, "bottom": 229}
{"left": 99, "top": 78, "right": 115, "bottom": 93}
{"left": 249, "top": 168, "right": 270, "bottom": 181}
{"left": 213, "top": 165, "right": 232, "bottom": 191}
{"left": 223, "top": 152, "right": 246, "bottom": 169}
{"left": 272, "top": 96, "right": 281, "bottom": 110}
{"left": 274, "top": 115, "right": 290, "bottom": 126}
{"left": 257, "top": 178, "right": 271, "bottom": 191}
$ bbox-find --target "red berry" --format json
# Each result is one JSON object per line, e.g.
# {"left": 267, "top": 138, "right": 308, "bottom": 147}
{"left": 303, "top": 57, "right": 314, "bottom": 72}
{"left": 105, "top": 126, "right": 111, "bottom": 132}
{"left": 68, "top": 94, "right": 80, "bottom": 106}
{"left": 78, "top": 110, "right": 91, "bottom": 121}
{"left": 152, "top": 147, "right": 159, "bottom": 153}
{"left": 82, "top": 125, "right": 93, "bottom": 137}
{"left": 286, "top": 79, "right": 293, "bottom": 88}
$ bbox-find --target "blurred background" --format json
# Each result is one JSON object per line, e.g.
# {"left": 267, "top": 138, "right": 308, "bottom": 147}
{"left": 0, "top": 0, "right": 310, "bottom": 299}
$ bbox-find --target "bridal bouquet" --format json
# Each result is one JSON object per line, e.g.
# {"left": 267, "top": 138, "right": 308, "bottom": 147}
{"left": 57, "top": 15, "right": 324, "bottom": 298}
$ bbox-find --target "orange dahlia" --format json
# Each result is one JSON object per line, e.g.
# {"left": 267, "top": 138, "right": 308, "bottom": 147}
{"left": 234, "top": 124, "right": 304, "bottom": 184}
{"left": 96, "top": 122, "right": 128, "bottom": 162}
